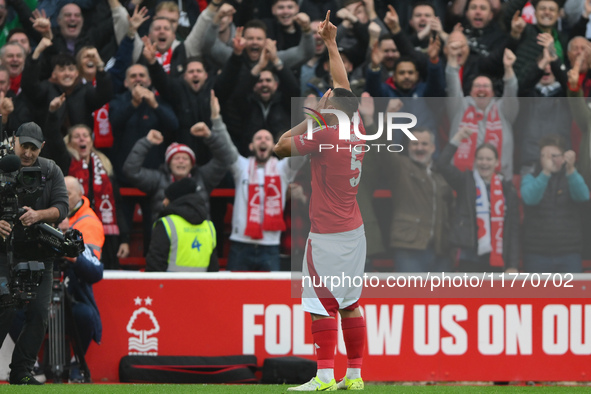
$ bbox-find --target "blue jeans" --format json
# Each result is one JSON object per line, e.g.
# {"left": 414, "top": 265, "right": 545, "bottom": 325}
{"left": 227, "top": 241, "right": 280, "bottom": 271}
{"left": 393, "top": 247, "right": 452, "bottom": 273}
{"left": 523, "top": 253, "right": 582, "bottom": 273}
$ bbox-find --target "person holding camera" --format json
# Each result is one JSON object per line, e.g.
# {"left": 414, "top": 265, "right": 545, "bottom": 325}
{"left": 58, "top": 176, "right": 104, "bottom": 382}
{"left": 521, "top": 135, "right": 590, "bottom": 273}
{"left": 0, "top": 122, "right": 68, "bottom": 385}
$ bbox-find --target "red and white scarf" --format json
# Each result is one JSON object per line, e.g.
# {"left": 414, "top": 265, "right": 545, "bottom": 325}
{"left": 244, "top": 157, "right": 285, "bottom": 239}
{"left": 474, "top": 171, "right": 504, "bottom": 267}
{"left": 454, "top": 104, "right": 503, "bottom": 173}
{"left": 90, "top": 78, "right": 113, "bottom": 148}
{"left": 93, "top": 105, "right": 112, "bottom": 148}
{"left": 69, "top": 152, "right": 119, "bottom": 235}
{"left": 156, "top": 47, "right": 173, "bottom": 74}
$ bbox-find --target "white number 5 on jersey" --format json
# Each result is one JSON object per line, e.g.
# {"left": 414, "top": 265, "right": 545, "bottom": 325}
{"left": 350, "top": 147, "right": 362, "bottom": 187}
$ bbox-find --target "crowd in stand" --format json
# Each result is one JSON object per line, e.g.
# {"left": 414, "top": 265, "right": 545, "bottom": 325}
{"left": 1, "top": 0, "right": 590, "bottom": 273}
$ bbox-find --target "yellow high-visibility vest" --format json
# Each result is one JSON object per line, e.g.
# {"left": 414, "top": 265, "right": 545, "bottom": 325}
{"left": 160, "top": 215, "right": 216, "bottom": 272}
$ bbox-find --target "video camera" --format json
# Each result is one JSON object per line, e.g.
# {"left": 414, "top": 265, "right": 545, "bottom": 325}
{"left": 0, "top": 123, "right": 84, "bottom": 307}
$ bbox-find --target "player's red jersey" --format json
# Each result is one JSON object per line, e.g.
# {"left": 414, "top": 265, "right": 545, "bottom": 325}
{"left": 295, "top": 114, "right": 365, "bottom": 234}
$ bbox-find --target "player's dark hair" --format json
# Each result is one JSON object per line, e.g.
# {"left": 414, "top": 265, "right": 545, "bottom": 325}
{"left": 330, "top": 88, "right": 359, "bottom": 117}
{"left": 52, "top": 53, "right": 77, "bottom": 69}
{"left": 244, "top": 19, "right": 267, "bottom": 34}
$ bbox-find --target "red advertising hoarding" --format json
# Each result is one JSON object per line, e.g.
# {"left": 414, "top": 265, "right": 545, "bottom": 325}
{"left": 86, "top": 272, "right": 591, "bottom": 382}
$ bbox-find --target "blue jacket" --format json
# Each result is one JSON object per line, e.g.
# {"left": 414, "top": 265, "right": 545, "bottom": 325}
{"left": 65, "top": 246, "right": 103, "bottom": 344}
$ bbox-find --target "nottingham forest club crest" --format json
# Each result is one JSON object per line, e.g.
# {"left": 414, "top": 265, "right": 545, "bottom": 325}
{"left": 127, "top": 296, "right": 160, "bottom": 355}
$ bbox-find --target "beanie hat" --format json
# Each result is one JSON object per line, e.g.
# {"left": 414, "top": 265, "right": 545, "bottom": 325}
{"left": 165, "top": 177, "right": 198, "bottom": 202}
{"left": 165, "top": 143, "right": 196, "bottom": 166}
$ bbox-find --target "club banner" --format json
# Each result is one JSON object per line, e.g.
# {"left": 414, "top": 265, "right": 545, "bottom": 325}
{"left": 86, "top": 272, "right": 591, "bottom": 382}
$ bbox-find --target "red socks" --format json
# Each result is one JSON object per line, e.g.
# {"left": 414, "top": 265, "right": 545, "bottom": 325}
{"left": 311, "top": 316, "right": 366, "bottom": 370}
{"left": 311, "top": 318, "right": 338, "bottom": 370}
{"left": 341, "top": 316, "right": 366, "bottom": 369}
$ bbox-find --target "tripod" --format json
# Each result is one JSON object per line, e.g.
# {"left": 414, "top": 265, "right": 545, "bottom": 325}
{"left": 47, "top": 267, "right": 91, "bottom": 383}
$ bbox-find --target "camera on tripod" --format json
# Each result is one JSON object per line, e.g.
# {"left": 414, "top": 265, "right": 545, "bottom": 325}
{"left": 0, "top": 136, "right": 84, "bottom": 308}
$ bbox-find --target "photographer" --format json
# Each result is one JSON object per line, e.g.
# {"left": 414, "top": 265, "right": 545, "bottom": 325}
{"left": 0, "top": 122, "right": 68, "bottom": 385}
{"left": 59, "top": 176, "right": 104, "bottom": 382}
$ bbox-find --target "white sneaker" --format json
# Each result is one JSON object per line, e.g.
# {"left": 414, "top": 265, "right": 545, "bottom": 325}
{"left": 287, "top": 377, "right": 338, "bottom": 391}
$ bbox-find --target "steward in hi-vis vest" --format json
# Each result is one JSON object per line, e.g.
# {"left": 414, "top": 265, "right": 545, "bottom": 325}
{"left": 146, "top": 177, "right": 219, "bottom": 272}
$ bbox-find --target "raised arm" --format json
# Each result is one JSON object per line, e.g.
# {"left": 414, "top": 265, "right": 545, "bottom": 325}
{"left": 43, "top": 94, "right": 71, "bottom": 175}
{"left": 122, "top": 130, "right": 165, "bottom": 194}
{"left": 22, "top": 38, "right": 52, "bottom": 105}
{"left": 192, "top": 91, "right": 239, "bottom": 192}
{"left": 434, "top": 128, "right": 471, "bottom": 191}
{"left": 318, "top": 11, "right": 350, "bottom": 91}
{"left": 499, "top": 48, "right": 519, "bottom": 124}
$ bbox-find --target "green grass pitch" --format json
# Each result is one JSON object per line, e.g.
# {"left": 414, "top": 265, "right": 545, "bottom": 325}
{"left": 1, "top": 384, "right": 591, "bottom": 393}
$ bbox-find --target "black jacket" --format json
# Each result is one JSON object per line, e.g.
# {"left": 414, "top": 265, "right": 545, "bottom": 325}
{"left": 9, "top": 157, "right": 69, "bottom": 261}
{"left": 224, "top": 58, "right": 300, "bottom": 156}
{"left": 146, "top": 193, "right": 219, "bottom": 272}
{"left": 264, "top": 18, "right": 302, "bottom": 51}
{"left": 4, "top": 90, "right": 34, "bottom": 135}
{"left": 502, "top": 0, "right": 570, "bottom": 86}
{"left": 147, "top": 52, "right": 242, "bottom": 165}
{"left": 45, "top": 17, "right": 117, "bottom": 68}
{"left": 108, "top": 90, "right": 179, "bottom": 183}
{"left": 435, "top": 143, "right": 520, "bottom": 269}
{"left": 137, "top": 43, "right": 188, "bottom": 79}
{"left": 21, "top": 55, "right": 113, "bottom": 133}
{"left": 514, "top": 59, "right": 571, "bottom": 168}
{"left": 391, "top": 28, "right": 514, "bottom": 95}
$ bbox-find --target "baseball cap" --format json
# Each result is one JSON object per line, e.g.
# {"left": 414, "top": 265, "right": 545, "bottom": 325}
{"left": 165, "top": 177, "right": 198, "bottom": 202}
{"left": 15, "top": 122, "right": 45, "bottom": 149}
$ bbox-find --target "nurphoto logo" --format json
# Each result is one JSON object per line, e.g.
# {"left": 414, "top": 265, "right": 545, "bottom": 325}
{"left": 303, "top": 107, "right": 418, "bottom": 152}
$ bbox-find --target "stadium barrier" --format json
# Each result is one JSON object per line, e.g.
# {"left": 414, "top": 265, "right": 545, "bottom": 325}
{"left": 86, "top": 272, "right": 591, "bottom": 382}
